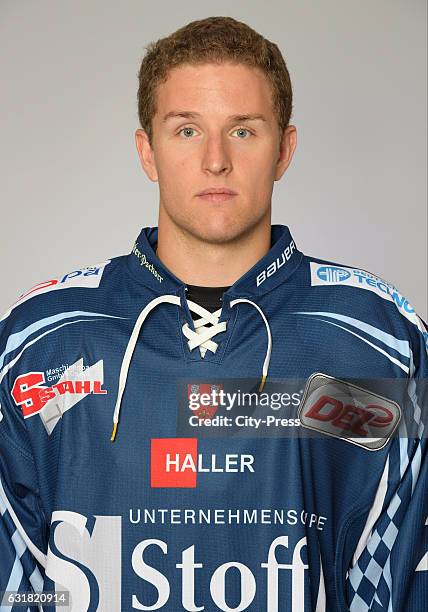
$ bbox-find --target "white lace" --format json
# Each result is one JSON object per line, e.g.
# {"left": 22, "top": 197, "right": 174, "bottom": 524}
{"left": 182, "top": 299, "right": 227, "bottom": 358}
{"left": 110, "top": 294, "right": 272, "bottom": 441}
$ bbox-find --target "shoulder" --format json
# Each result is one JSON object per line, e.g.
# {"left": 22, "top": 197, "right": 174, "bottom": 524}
{"left": 300, "top": 253, "right": 428, "bottom": 354}
{"left": 0, "top": 255, "right": 130, "bottom": 414}
{"left": 1, "top": 256, "right": 123, "bottom": 328}
{"left": 0, "top": 255, "right": 127, "bottom": 367}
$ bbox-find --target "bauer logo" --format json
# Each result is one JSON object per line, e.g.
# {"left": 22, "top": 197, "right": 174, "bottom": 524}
{"left": 316, "top": 266, "right": 351, "bottom": 283}
{"left": 298, "top": 372, "right": 401, "bottom": 451}
{"left": 256, "top": 239, "right": 296, "bottom": 287}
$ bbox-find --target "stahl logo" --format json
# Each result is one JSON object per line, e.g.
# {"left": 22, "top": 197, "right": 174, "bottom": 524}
{"left": 11, "top": 358, "right": 107, "bottom": 435}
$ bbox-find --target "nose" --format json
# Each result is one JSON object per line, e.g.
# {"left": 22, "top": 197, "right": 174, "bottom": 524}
{"left": 201, "top": 134, "right": 232, "bottom": 175}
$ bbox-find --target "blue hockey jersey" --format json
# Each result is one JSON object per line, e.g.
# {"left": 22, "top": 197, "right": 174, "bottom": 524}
{"left": 0, "top": 224, "right": 427, "bottom": 611}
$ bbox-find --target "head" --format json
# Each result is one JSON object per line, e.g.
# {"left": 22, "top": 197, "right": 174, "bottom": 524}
{"left": 135, "top": 16, "right": 297, "bottom": 245}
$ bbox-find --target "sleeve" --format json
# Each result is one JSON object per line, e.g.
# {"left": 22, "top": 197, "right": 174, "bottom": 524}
{"left": 344, "top": 315, "right": 428, "bottom": 611}
{"left": 0, "top": 313, "right": 49, "bottom": 612}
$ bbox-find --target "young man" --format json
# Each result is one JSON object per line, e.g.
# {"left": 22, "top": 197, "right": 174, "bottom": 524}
{"left": 0, "top": 16, "right": 426, "bottom": 612}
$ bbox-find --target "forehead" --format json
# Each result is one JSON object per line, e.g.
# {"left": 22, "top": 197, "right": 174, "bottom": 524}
{"left": 154, "top": 62, "right": 275, "bottom": 118}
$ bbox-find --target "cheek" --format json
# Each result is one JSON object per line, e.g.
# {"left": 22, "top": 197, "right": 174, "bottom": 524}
{"left": 156, "top": 148, "right": 193, "bottom": 187}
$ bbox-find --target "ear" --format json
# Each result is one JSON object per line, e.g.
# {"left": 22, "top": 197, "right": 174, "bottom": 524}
{"left": 135, "top": 128, "right": 158, "bottom": 182}
{"left": 274, "top": 125, "right": 297, "bottom": 181}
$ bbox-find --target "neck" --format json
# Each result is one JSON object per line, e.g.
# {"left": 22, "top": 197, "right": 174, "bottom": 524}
{"left": 155, "top": 207, "right": 272, "bottom": 287}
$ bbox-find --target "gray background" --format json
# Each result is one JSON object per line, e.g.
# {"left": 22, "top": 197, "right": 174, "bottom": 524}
{"left": 1, "top": 0, "right": 427, "bottom": 319}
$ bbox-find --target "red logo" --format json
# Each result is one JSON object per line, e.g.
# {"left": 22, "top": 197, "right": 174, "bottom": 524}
{"left": 305, "top": 395, "right": 393, "bottom": 437}
{"left": 151, "top": 438, "right": 198, "bottom": 488}
{"left": 12, "top": 371, "right": 107, "bottom": 418}
{"left": 187, "top": 383, "right": 222, "bottom": 420}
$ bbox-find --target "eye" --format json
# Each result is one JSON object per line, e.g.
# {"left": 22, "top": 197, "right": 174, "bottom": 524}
{"left": 232, "top": 127, "right": 253, "bottom": 139}
{"left": 178, "top": 127, "right": 197, "bottom": 138}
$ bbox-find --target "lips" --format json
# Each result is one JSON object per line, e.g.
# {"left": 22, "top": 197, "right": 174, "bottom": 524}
{"left": 197, "top": 188, "right": 237, "bottom": 196}
{"left": 196, "top": 188, "right": 237, "bottom": 202}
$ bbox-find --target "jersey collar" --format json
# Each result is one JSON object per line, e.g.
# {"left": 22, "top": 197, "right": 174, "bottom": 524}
{"left": 126, "top": 224, "right": 303, "bottom": 297}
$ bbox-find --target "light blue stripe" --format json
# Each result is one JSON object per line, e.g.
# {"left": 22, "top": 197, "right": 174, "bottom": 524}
{"left": 295, "top": 311, "right": 410, "bottom": 359}
{"left": 385, "top": 557, "right": 393, "bottom": 611}
{"left": 407, "top": 351, "right": 425, "bottom": 494}
{"left": 0, "top": 311, "right": 126, "bottom": 371}
{"left": 0, "top": 315, "right": 127, "bottom": 383}
{"left": 0, "top": 492, "right": 6, "bottom": 514}
{"left": 3, "top": 554, "right": 24, "bottom": 611}
{"left": 399, "top": 436, "right": 409, "bottom": 479}
{"left": 300, "top": 317, "right": 409, "bottom": 373}
{"left": 29, "top": 564, "right": 44, "bottom": 592}
{"left": 11, "top": 528, "right": 26, "bottom": 557}
{"left": 411, "top": 444, "right": 422, "bottom": 496}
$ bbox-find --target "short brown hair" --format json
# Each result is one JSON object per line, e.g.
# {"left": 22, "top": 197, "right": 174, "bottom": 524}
{"left": 137, "top": 16, "right": 293, "bottom": 146}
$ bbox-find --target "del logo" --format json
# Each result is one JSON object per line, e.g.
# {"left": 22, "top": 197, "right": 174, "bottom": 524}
{"left": 299, "top": 373, "right": 401, "bottom": 451}
{"left": 11, "top": 358, "right": 107, "bottom": 435}
{"left": 151, "top": 438, "right": 255, "bottom": 488}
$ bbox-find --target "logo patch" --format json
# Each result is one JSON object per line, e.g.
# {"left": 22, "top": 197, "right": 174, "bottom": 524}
{"left": 4, "top": 261, "right": 110, "bottom": 320}
{"left": 150, "top": 438, "right": 255, "bottom": 488}
{"left": 316, "top": 266, "right": 351, "bottom": 283}
{"left": 310, "top": 261, "right": 416, "bottom": 317}
{"left": 298, "top": 372, "right": 401, "bottom": 450}
{"left": 310, "top": 262, "right": 428, "bottom": 353}
{"left": 256, "top": 239, "right": 296, "bottom": 287}
{"left": 187, "top": 382, "right": 222, "bottom": 420}
{"left": 11, "top": 358, "right": 108, "bottom": 435}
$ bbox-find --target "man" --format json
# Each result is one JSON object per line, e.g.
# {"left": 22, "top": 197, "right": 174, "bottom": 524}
{"left": 0, "top": 15, "right": 426, "bottom": 612}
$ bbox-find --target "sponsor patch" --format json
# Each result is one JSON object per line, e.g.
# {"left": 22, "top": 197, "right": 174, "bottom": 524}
{"left": 150, "top": 438, "right": 255, "bottom": 488}
{"left": 11, "top": 358, "right": 107, "bottom": 435}
{"left": 298, "top": 372, "right": 401, "bottom": 450}
{"left": 1, "top": 260, "right": 110, "bottom": 321}
{"left": 310, "top": 262, "right": 428, "bottom": 352}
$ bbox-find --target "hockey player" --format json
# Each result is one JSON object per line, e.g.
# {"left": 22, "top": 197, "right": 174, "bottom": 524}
{"left": 1, "top": 16, "right": 427, "bottom": 612}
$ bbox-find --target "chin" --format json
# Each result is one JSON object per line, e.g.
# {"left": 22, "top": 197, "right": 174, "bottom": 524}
{"left": 186, "top": 216, "right": 260, "bottom": 246}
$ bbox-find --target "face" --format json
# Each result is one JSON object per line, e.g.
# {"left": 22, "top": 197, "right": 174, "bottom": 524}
{"left": 135, "top": 62, "right": 297, "bottom": 245}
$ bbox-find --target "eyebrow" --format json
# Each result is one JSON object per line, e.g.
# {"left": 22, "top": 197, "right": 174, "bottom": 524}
{"left": 162, "top": 111, "right": 268, "bottom": 123}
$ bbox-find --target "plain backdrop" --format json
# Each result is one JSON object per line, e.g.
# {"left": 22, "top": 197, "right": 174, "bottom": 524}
{"left": 1, "top": 0, "right": 427, "bottom": 319}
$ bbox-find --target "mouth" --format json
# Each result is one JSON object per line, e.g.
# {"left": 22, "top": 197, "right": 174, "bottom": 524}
{"left": 197, "top": 193, "right": 237, "bottom": 202}
{"left": 196, "top": 188, "right": 238, "bottom": 202}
